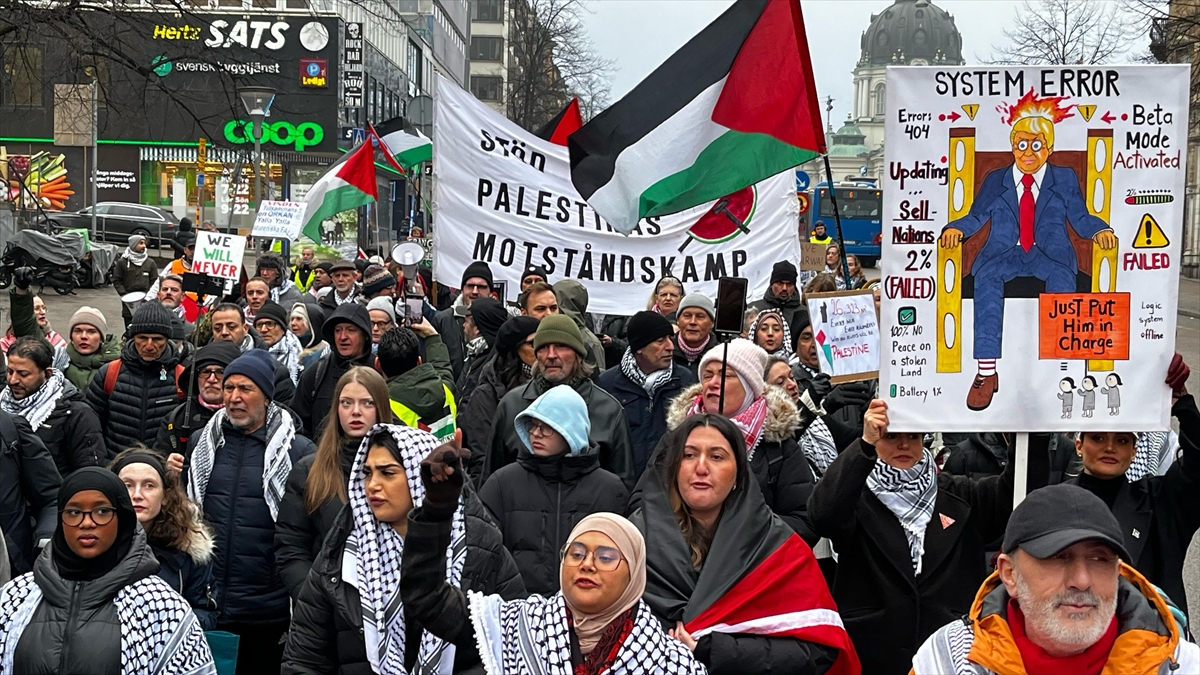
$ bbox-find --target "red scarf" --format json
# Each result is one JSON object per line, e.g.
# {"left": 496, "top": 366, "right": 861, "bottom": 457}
{"left": 687, "top": 394, "right": 769, "bottom": 454}
{"left": 1007, "top": 599, "right": 1117, "bottom": 675}
{"left": 568, "top": 606, "right": 635, "bottom": 675}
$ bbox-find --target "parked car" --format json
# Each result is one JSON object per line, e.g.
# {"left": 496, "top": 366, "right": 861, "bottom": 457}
{"left": 44, "top": 202, "right": 180, "bottom": 247}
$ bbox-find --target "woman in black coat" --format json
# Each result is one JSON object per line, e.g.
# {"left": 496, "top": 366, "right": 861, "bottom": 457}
{"left": 807, "top": 399, "right": 1050, "bottom": 675}
{"left": 282, "top": 425, "right": 525, "bottom": 675}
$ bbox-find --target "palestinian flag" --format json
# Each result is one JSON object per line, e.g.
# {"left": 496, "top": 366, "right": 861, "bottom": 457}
{"left": 299, "top": 141, "right": 378, "bottom": 243}
{"left": 569, "top": 0, "right": 825, "bottom": 233}
{"left": 536, "top": 98, "right": 583, "bottom": 146}
{"left": 374, "top": 116, "right": 433, "bottom": 172}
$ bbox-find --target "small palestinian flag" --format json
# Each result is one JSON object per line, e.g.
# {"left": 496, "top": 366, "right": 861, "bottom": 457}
{"left": 299, "top": 141, "right": 378, "bottom": 243}
{"left": 536, "top": 98, "right": 584, "bottom": 146}
{"left": 569, "top": 0, "right": 825, "bottom": 233}
{"left": 373, "top": 116, "right": 433, "bottom": 172}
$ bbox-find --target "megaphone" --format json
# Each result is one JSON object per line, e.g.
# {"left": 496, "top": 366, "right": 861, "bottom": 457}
{"left": 392, "top": 241, "right": 426, "bottom": 297}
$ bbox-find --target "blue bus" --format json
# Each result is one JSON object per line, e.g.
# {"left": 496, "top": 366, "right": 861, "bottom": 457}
{"left": 805, "top": 182, "right": 883, "bottom": 268}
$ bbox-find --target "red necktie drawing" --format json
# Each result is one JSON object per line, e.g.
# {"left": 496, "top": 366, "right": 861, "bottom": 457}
{"left": 1019, "top": 173, "right": 1035, "bottom": 252}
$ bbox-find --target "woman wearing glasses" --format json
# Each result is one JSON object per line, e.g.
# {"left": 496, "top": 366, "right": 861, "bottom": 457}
{"left": 479, "top": 385, "right": 628, "bottom": 596}
{"left": 0, "top": 467, "right": 215, "bottom": 673}
{"left": 648, "top": 277, "right": 685, "bottom": 322}
{"left": 282, "top": 425, "right": 524, "bottom": 674}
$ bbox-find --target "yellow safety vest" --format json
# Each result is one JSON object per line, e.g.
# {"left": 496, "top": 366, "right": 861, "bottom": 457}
{"left": 390, "top": 385, "right": 457, "bottom": 440}
{"left": 809, "top": 233, "right": 833, "bottom": 245}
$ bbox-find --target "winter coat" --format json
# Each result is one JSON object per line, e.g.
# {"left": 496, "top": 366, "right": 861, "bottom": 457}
{"left": 112, "top": 255, "right": 158, "bottom": 319}
{"left": 749, "top": 287, "right": 805, "bottom": 330}
{"left": 387, "top": 333, "right": 458, "bottom": 423}
{"left": 432, "top": 303, "right": 467, "bottom": 381}
{"left": 150, "top": 512, "right": 217, "bottom": 630}
{"left": 154, "top": 394, "right": 220, "bottom": 458}
{"left": 29, "top": 381, "right": 108, "bottom": 476}
{"left": 553, "top": 280, "right": 605, "bottom": 372}
{"left": 85, "top": 340, "right": 184, "bottom": 453}
{"left": 671, "top": 334, "right": 721, "bottom": 379}
{"left": 598, "top": 362, "right": 696, "bottom": 479}
{"left": 0, "top": 412, "right": 59, "bottom": 576}
{"left": 942, "top": 432, "right": 1079, "bottom": 485}
{"left": 1066, "top": 393, "right": 1200, "bottom": 611}
{"left": 807, "top": 437, "right": 1050, "bottom": 675}
{"left": 281, "top": 494, "right": 527, "bottom": 675}
{"left": 185, "top": 416, "right": 315, "bottom": 623}
{"left": 596, "top": 314, "right": 629, "bottom": 368}
{"left": 293, "top": 348, "right": 376, "bottom": 437}
{"left": 274, "top": 447, "right": 353, "bottom": 601}
{"left": 64, "top": 337, "right": 120, "bottom": 392}
{"left": 459, "top": 358, "right": 520, "bottom": 463}
{"left": 479, "top": 447, "right": 628, "bottom": 596}
{"left": 480, "top": 377, "right": 635, "bottom": 488}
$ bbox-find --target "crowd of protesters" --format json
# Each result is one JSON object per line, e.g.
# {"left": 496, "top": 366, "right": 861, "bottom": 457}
{"left": 0, "top": 238, "right": 1194, "bottom": 675}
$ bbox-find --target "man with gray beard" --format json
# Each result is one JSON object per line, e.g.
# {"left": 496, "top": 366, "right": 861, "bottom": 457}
{"left": 912, "top": 484, "right": 1199, "bottom": 674}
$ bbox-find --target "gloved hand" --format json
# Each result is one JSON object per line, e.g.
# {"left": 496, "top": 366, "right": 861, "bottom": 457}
{"left": 419, "top": 432, "right": 470, "bottom": 521}
{"left": 13, "top": 266, "right": 35, "bottom": 291}
{"left": 823, "top": 381, "right": 873, "bottom": 414}
{"left": 1167, "top": 352, "right": 1190, "bottom": 399}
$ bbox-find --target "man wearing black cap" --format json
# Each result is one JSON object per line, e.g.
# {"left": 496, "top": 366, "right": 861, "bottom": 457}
{"left": 293, "top": 303, "right": 375, "bottom": 436}
{"left": 599, "top": 311, "right": 695, "bottom": 477}
{"left": 318, "top": 260, "right": 360, "bottom": 311}
{"left": 156, "top": 340, "right": 242, "bottom": 464}
{"left": 520, "top": 264, "right": 549, "bottom": 290}
{"left": 750, "top": 260, "right": 805, "bottom": 327}
{"left": 433, "top": 261, "right": 495, "bottom": 381}
{"left": 914, "top": 483, "right": 1199, "bottom": 674}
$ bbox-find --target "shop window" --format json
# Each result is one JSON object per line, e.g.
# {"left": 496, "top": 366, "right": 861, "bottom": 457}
{"left": 2, "top": 45, "right": 43, "bottom": 106}
{"left": 470, "top": 37, "right": 503, "bottom": 61}
{"left": 473, "top": 0, "right": 503, "bottom": 21}
{"left": 470, "top": 75, "right": 502, "bottom": 101}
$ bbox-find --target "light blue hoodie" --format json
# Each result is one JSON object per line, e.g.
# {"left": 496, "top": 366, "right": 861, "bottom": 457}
{"left": 515, "top": 385, "right": 591, "bottom": 456}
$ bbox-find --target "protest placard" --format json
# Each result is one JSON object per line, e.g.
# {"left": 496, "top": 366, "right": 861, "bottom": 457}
{"left": 194, "top": 231, "right": 246, "bottom": 280}
{"left": 800, "top": 243, "right": 826, "bottom": 271}
{"left": 432, "top": 75, "right": 800, "bottom": 311}
{"left": 251, "top": 201, "right": 306, "bottom": 240}
{"left": 879, "top": 65, "right": 1188, "bottom": 431}
{"left": 806, "top": 290, "right": 880, "bottom": 384}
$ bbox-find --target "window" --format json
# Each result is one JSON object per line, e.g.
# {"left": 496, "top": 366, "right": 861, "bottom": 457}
{"left": 470, "top": 75, "right": 502, "bottom": 101}
{"left": 110, "top": 205, "right": 145, "bottom": 218}
{"left": 874, "top": 83, "right": 886, "bottom": 116}
{"left": 473, "top": 0, "right": 503, "bottom": 21}
{"left": 470, "top": 36, "right": 503, "bottom": 61}
{"left": 2, "top": 46, "right": 42, "bottom": 106}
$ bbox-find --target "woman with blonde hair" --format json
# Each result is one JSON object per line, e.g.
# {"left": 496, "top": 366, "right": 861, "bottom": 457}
{"left": 275, "top": 366, "right": 394, "bottom": 599}
{"left": 648, "top": 277, "right": 685, "bottom": 319}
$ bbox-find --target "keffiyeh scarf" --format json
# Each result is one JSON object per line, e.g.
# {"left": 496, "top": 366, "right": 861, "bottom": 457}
{"left": 269, "top": 331, "right": 303, "bottom": 384}
{"left": 867, "top": 454, "right": 938, "bottom": 575}
{"left": 269, "top": 279, "right": 297, "bottom": 305}
{"left": 686, "top": 393, "right": 769, "bottom": 457}
{"left": 469, "top": 592, "right": 704, "bottom": 675}
{"left": 466, "top": 336, "right": 489, "bottom": 357}
{"left": 1127, "top": 432, "right": 1171, "bottom": 482}
{"left": 0, "top": 368, "right": 65, "bottom": 430}
{"left": 344, "top": 424, "right": 467, "bottom": 675}
{"left": 748, "top": 309, "right": 792, "bottom": 359}
{"left": 187, "top": 404, "right": 296, "bottom": 520}
{"left": 0, "top": 572, "right": 216, "bottom": 675}
{"left": 800, "top": 417, "right": 839, "bottom": 478}
{"left": 122, "top": 246, "right": 148, "bottom": 267}
{"left": 620, "top": 348, "right": 672, "bottom": 397}
{"left": 334, "top": 288, "right": 359, "bottom": 306}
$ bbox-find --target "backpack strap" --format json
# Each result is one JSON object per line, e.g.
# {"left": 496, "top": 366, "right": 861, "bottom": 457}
{"left": 103, "top": 360, "right": 123, "bottom": 396}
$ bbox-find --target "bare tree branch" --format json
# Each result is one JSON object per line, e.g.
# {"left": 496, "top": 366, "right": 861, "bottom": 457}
{"left": 988, "top": 0, "right": 1144, "bottom": 65}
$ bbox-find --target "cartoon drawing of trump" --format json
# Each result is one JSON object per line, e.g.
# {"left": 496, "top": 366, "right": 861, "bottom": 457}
{"left": 940, "top": 91, "right": 1118, "bottom": 411}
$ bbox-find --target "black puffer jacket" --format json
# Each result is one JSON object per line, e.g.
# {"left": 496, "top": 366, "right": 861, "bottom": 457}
{"left": 151, "top": 516, "right": 217, "bottom": 631}
{"left": 86, "top": 340, "right": 184, "bottom": 451}
{"left": 274, "top": 443, "right": 355, "bottom": 600}
{"left": 598, "top": 362, "right": 695, "bottom": 478}
{"left": 185, "top": 413, "right": 315, "bottom": 623}
{"left": 458, "top": 357, "right": 518, "bottom": 460}
{"left": 479, "top": 447, "right": 628, "bottom": 596}
{"left": 281, "top": 494, "right": 526, "bottom": 675}
{"left": 32, "top": 381, "right": 108, "bottom": 475}
{"left": 0, "top": 411, "right": 59, "bottom": 575}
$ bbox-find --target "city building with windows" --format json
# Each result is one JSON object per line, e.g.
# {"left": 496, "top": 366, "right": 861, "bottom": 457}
{"left": 468, "top": 0, "right": 509, "bottom": 115}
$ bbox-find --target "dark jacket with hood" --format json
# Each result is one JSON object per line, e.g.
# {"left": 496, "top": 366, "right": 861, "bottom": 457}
{"left": 749, "top": 287, "right": 805, "bottom": 329}
{"left": 552, "top": 280, "right": 605, "bottom": 372}
{"left": 598, "top": 362, "right": 695, "bottom": 478}
{"left": 86, "top": 340, "right": 185, "bottom": 451}
{"left": 29, "top": 380, "right": 108, "bottom": 475}
{"left": 0, "top": 411, "right": 59, "bottom": 575}
{"left": 281, "top": 494, "right": 526, "bottom": 675}
{"left": 293, "top": 304, "right": 376, "bottom": 437}
{"left": 388, "top": 333, "right": 458, "bottom": 424}
{"left": 64, "top": 337, "right": 120, "bottom": 393}
{"left": 274, "top": 440, "right": 356, "bottom": 601}
{"left": 459, "top": 356, "right": 525, "bottom": 462}
{"left": 151, "top": 503, "right": 218, "bottom": 630}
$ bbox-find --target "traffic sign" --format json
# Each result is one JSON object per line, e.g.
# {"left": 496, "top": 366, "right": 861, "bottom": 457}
{"left": 795, "top": 170, "right": 810, "bottom": 192}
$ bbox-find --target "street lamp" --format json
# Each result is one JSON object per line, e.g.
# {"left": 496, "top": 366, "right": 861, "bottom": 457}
{"left": 237, "top": 86, "right": 276, "bottom": 228}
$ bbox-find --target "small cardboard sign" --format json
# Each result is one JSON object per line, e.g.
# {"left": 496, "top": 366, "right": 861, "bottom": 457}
{"left": 194, "top": 231, "right": 246, "bottom": 280}
{"left": 251, "top": 200, "right": 307, "bottom": 240}
{"left": 806, "top": 289, "right": 880, "bottom": 384}
{"left": 800, "top": 243, "right": 826, "bottom": 272}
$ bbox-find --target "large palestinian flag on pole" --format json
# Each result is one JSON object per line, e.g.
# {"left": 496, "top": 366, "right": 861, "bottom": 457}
{"left": 568, "top": 0, "right": 825, "bottom": 234}
{"left": 299, "top": 140, "right": 378, "bottom": 243}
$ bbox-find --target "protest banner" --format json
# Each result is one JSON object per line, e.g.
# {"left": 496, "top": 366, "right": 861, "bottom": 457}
{"left": 194, "top": 230, "right": 246, "bottom": 280}
{"left": 806, "top": 290, "right": 880, "bottom": 384}
{"left": 432, "top": 75, "right": 800, "bottom": 313}
{"left": 879, "top": 65, "right": 1188, "bottom": 432}
{"left": 800, "top": 243, "right": 826, "bottom": 272}
{"left": 251, "top": 201, "right": 307, "bottom": 240}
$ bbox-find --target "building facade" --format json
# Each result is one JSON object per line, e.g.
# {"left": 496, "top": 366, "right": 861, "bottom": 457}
{"left": 468, "top": 0, "right": 509, "bottom": 115}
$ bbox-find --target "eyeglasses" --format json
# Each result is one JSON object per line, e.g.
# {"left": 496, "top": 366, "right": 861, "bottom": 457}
{"left": 561, "top": 542, "right": 624, "bottom": 571}
{"left": 370, "top": 319, "right": 394, "bottom": 329}
{"left": 526, "top": 419, "right": 557, "bottom": 437}
{"left": 254, "top": 320, "right": 281, "bottom": 332}
{"left": 199, "top": 367, "right": 224, "bottom": 381}
{"left": 62, "top": 506, "right": 117, "bottom": 527}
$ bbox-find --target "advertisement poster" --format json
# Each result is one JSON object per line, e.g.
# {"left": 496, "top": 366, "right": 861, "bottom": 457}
{"left": 880, "top": 65, "right": 1187, "bottom": 432}
{"left": 807, "top": 290, "right": 880, "bottom": 384}
{"left": 433, "top": 76, "right": 800, "bottom": 313}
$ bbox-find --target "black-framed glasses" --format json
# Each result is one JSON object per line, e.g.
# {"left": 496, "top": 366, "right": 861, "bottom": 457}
{"left": 561, "top": 542, "right": 624, "bottom": 571}
{"left": 254, "top": 320, "right": 281, "bottom": 332}
{"left": 61, "top": 507, "right": 117, "bottom": 527}
{"left": 198, "top": 367, "right": 224, "bottom": 381}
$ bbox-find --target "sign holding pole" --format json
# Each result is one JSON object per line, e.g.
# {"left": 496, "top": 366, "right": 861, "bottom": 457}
{"left": 196, "top": 137, "right": 207, "bottom": 225}
{"left": 193, "top": 230, "right": 246, "bottom": 280}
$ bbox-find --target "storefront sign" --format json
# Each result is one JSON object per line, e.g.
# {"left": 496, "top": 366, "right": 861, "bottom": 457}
{"left": 300, "top": 58, "right": 327, "bottom": 87}
{"left": 223, "top": 119, "right": 324, "bottom": 151}
{"left": 194, "top": 231, "right": 246, "bottom": 280}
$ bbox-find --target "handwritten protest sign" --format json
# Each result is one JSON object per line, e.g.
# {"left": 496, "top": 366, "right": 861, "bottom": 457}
{"left": 194, "top": 231, "right": 246, "bottom": 280}
{"left": 807, "top": 290, "right": 880, "bottom": 384}
{"left": 251, "top": 201, "right": 306, "bottom": 240}
{"left": 799, "top": 243, "right": 826, "bottom": 272}
{"left": 879, "top": 65, "right": 1187, "bottom": 432}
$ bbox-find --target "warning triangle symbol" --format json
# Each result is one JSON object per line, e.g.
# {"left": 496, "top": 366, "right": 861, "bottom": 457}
{"left": 1078, "top": 105, "right": 1097, "bottom": 122}
{"left": 961, "top": 104, "right": 979, "bottom": 120}
{"left": 1132, "top": 213, "right": 1170, "bottom": 249}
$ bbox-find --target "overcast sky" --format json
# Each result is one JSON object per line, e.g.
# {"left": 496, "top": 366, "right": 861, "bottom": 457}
{"left": 583, "top": 0, "right": 1150, "bottom": 126}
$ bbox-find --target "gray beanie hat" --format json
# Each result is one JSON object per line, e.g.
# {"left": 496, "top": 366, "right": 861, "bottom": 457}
{"left": 677, "top": 292, "right": 716, "bottom": 320}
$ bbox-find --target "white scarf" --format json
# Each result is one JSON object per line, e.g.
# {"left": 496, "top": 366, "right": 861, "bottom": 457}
{"left": 270, "top": 279, "right": 297, "bottom": 305}
{"left": 123, "top": 246, "right": 149, "bottom": 267}
{"left": 335, "top": 287, "right": 359, "bottom": 305}
{"left": 619, "top": 348, "right": 672, "bottom": 397}
{"left": 867, "top": 454, "right": 938, "bottom": 575}
{"left": 269, "top": 331, "right": 303, "bottom": 384}
{"left": 344, "top": 424, "right": 467, "bottom": 675}
{"left": 0, "top": 369, "right": 65, "bottom": 430}
{"left": 186, "top": 404, "right": 295, "bottom": 520}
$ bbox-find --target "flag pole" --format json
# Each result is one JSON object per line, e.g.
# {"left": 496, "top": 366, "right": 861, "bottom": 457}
{"left": 1013, "top": 432, "right": 1029, "bottom": 508}
{"left": 821, "top": 155, "right": 853, "bottom": 289}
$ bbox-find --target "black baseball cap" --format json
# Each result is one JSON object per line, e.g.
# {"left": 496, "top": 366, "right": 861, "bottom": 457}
{"left": 1002, "top": 484, "right": 1129, "bottom": 560}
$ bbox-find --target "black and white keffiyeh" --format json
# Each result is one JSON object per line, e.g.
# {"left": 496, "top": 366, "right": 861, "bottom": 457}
{"left": 466, "top": 336, "right": 489, "bottom": 358}
{"left": 0, "top": 572, "right": 216, "bottom": 674}
{"left": 799, "top": 417, "right": 839, "bottom": 478}
{"left": 334, "top": 288, "right": 359, "bottom": 306}
{"left": 345, "top": 424, "right": 467, "bottom": 675}
{"left": 619, "top": 348, "right": 672, "bottom": 397}
{"left": 468, "top": 592, "right": 704, "bottom": 675}
{"left": 122, "top": 245, "right": 149, "bottom": 267}
{"left": 186, "top": 403, "right": 296, "bottom": 520}
{"left": 0, "top": 368, "right": 65, "bottom": 430}
{"left": 747, "top": 309, "right": 792, "bottom": 360}
{"left": 867, "top": 454, "right": 938, "bottom": 575}
{"left": 1127, "top": 431, "right": 1171, "bottom": 482}
{"left": 269, "top": 331, "right": 303, "bottom": 384}
{"left": 269, "top": 279, "right": 297, "bottom": 305}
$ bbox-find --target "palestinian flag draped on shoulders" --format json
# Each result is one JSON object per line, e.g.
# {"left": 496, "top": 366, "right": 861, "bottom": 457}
{"left": 569, "top": 0, "right": 826, "bottom": 233}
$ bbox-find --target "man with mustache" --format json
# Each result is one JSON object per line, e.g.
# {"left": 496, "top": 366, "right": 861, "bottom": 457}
{"left": 913, "top": 484, "right": 1199, "bottom": 674}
